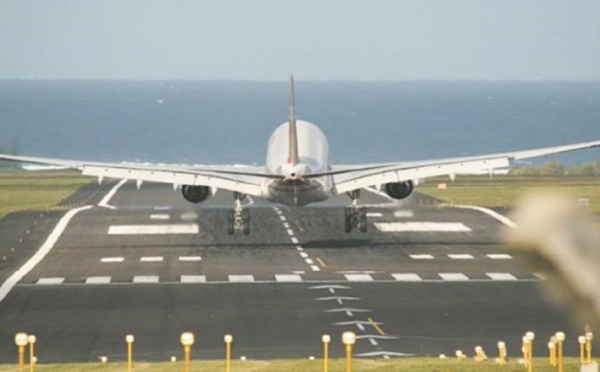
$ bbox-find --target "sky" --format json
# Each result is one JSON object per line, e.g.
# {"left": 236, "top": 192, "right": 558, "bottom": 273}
{"left": 1, "top": 0, "right": 599, "bottom": 80}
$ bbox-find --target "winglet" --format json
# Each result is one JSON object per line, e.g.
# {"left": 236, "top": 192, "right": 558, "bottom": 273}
{"left": 287, "top": 75, "right": 300, "bottom": 165}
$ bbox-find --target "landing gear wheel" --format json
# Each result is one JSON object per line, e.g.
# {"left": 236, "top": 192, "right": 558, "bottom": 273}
{"left": 242, "top": 209, "right": 250, "bottom": 235}
{"left": 359, "top": 207, "right": 368, "bottom": 233}
{"left": 344, "top": 207, "right": 352, "bottom": 233}
{"left": 227, "top": 210, "right": 235, "bottom": 235}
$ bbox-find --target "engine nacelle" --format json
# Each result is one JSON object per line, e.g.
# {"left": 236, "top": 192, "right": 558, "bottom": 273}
{"left": 383, "top": 181, "right": 414, "bottom": 200}
{"left": 181, "top": 185, "right": 211, "bottom": 203}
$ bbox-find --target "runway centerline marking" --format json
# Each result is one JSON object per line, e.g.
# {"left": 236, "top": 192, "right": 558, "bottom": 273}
{"left": 0, "top": 205, "right": 92, "bottom": 304}
{"left": 150, "top": 214, "right": 170, "bottom": 220}
{"left": 273, "top": 207, "right": 319, "bottom": 272}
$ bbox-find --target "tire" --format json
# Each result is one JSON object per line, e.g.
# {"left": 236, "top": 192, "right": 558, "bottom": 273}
{"left": 359, "top": 207, "right": 368, "bottom": 233}
{"left": 242, "top": 209, "right": 250, "bottom": 235}
{"left": 227, "top": 210, "right": 235, "bottom": 235}
{"left": 344, "top": 207, "right": 352, "bottom": 233}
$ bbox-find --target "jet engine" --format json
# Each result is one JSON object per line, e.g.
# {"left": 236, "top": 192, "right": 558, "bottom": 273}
{"left": 383, "top": 181, "right": 414, "bottom": 200}
{"left": 181, "top": 185, "right": 211, "bottom": 203}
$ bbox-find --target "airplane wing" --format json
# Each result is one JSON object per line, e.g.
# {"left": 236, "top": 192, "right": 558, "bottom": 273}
{"left": 0, "top": 153, "right": 279, "bottom": 197}
{"left": 328, "top": 139, "right": 600, "bottom": 194}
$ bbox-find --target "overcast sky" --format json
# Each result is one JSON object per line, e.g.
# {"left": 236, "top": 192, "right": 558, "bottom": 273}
{"left": 1, "top": 0, "right": 599, "bottom": 80}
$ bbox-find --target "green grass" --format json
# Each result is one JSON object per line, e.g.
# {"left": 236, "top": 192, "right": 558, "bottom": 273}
{"left": 0, "top": 170, "right": 92, "bottom": 219}
{"left": 0, "top": 357, "right": 587, "bottom": 371}
{"left": 417, "top": 176, "right": 600, "bottom": 214}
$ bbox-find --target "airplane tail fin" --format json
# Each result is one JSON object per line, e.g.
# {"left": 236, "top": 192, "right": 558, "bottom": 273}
{"left": 287, "top": 75, "right": 300, "bottom": 165}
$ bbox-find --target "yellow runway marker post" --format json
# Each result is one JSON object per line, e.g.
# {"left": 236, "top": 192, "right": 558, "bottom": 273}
{"left": 367, "top": 317, "right": 386, "bottom": 336}
{"left": 316, "top": 257, "right": 327, "bottom": 268}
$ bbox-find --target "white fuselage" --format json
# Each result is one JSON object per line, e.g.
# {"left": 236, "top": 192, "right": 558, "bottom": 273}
{"left": 262, "top": 120, "right": 333, "bottom": 206}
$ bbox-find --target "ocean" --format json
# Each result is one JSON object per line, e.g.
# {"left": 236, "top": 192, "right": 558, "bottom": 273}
{"left": 0, "top": 80, "right": 599, "bottom": 166}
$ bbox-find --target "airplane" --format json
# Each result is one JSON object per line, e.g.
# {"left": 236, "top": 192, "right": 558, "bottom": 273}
{"left": 1, "top": 76, "right": 599, "bottom": 235}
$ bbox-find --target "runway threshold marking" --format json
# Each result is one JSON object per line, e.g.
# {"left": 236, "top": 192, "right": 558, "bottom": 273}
{"left": 0, "top": 205, "right": 92, "bottom": 304}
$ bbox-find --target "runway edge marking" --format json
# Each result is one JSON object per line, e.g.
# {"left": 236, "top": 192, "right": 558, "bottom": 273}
{"left": 0, "top": 205, "right": 93, "bottom": 303}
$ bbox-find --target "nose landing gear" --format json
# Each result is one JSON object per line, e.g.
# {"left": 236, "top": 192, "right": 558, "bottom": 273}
{"left": 344, "top": 190, "right": 367, "bottom": 233}
{"left": 227, "top": 192, "right": 250, "bottom": 235}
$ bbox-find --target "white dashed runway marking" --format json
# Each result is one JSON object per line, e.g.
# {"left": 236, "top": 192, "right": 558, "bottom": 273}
{"left": 140, "top": 256, "right": 164, "bottom": 262}
{"left": 27, "top": 272, "right": 540, "bottom": 285}
{"left": 108, "top": 224, "right": 199, "bottom": 235}
{"left": 448, "top": 254, "right": 474, "bottom": 260}
{"left": 486, "top": 273, "right": 518, "bottom": 281}
{"left": 179, "top": 256, "right": 202, "bottom": 262}
{"left": 392, "top": 273, "right": 423, "bottom": 281}
{"left": 181, "top": 275, "right": 206, "bottom": 283}
{"left": 150, "top": 214, "right": 170, "bottom": 220}
{"left": 37, "top": 277, "right": 64, "bottom": 285}
{"left": 344, "top": 274, "right": 374, "bottom": 282}
{"left": 375, "top": 222, "right": 472, "bottom": 232}
{"left": 487, "top": 254, "right": 513, "bottom": 260}
{"left": 275, "top": 274, "right": 303, "bottom": 282}
{"left": 133, "top": 276, "right": 160, "bottom": 283}
{"left": 101, "top": 257, "right": 124, "bottom": 263}
{"left": 439, "top": 273, "right": 470, "bottom": 281}
{"left": 86, "top": 276, "right": 111, "bottom": 284}
{"left": 410, "top": 254, "right": 434, "bottom": 260}
{"left": 228, "top": 275, "right": 255, "bottom": 283}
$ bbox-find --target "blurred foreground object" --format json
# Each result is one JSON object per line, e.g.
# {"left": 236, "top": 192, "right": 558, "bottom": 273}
{"left": 506, "top": 191, "right": 600, "bottom": 329}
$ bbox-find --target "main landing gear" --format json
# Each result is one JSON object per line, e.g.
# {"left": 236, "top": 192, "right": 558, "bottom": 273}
{"left": 344, "top": 190, "right": 367, "bottom": 233}
{"left": 228, "top": 192, "right": 250, "bottom": 235}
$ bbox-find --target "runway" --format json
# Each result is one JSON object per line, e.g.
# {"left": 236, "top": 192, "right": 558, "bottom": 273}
{"left": 0, "top": 180, "right": 578, "bottom": 363}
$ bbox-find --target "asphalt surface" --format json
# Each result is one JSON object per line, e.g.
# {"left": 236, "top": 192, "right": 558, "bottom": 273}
{"left": 0, "top": 181, "right": 582, "bottom": 363}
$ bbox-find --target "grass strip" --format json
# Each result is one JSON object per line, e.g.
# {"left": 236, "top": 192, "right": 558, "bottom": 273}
{"left": 0, "top": 170, "right": 92, "bottom": 220}
{"left": 417, "top": 176, "right": 600, "bottom": 214}
{"left": 0, "top": 357, "right": 587, "bottom": 371}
